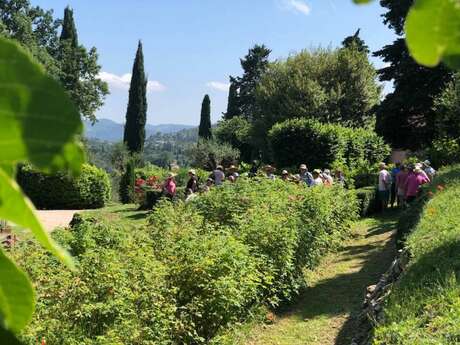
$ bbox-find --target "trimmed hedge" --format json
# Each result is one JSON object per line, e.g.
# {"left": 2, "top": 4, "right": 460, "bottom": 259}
{"left": 373, "top": 166, "right": 460, "bottom": 344}
{"left": 355, "top": 186, "right": 378, "bottom": 217}
{"left": 268, "top": 118, "right": 390, "bottom": 181}
{"left": 17, "top": 164, "right": 111, "bottom": 209}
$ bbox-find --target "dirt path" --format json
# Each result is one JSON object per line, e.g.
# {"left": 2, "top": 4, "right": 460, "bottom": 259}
{"left": 244, "top": 214, "right": 398, "bottom": 345}
{"left": 36, "top": 210, "right": 80, "bottom": 231}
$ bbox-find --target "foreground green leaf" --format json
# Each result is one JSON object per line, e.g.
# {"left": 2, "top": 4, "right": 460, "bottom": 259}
{"left": 0, "top": 37, "right": 84, "bottom": 175}
{"left": 405, "top": 0, "right": 460, "bottom": 69}
{"left": 0, "top": 249, "right": 34, "bottom": 334}
{"left": 0, "top": 325, "right": 22, "bottom": 345}
{"left": 0, "top": 169, "right": 74, "bottom": 269}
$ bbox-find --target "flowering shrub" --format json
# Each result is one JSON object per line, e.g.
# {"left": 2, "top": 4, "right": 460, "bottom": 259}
{"left": 12, "top": 178, "right": 358, "bottom": 344}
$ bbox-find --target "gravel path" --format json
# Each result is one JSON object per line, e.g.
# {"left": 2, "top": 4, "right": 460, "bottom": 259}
{"left": 36, "top": 210, "right": 80, "bottom": 232}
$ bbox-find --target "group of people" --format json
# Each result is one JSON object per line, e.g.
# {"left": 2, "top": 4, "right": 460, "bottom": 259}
{"left": 262, "top": 163, "right": 345, "bottom": 187}
{"left": 378, "top": 160, "right": 436, "bottom": 210}
{"left": 161, "top": 165, "right": 241, "bottom": 200}
{"left": 161, "top": 162, "right": 345, "bottom": 200}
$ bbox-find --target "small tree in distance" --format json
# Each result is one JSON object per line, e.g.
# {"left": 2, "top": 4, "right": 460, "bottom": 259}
{"left": 198, "top": 94, "right": 212, "bottom": 140}
{"left": 223, "top": 77, "right": 240, "bottom": 119}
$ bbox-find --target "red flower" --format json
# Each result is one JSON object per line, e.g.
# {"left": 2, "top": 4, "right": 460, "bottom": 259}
{"left": 135, "top": 178, "right": 146, "bottom": 187}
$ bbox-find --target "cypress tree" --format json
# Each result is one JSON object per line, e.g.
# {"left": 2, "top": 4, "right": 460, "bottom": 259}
{"left": 198, "top": 95, "right": 212, "bottom": 140}
{"left": 119, "top": 159, "right": 135, "bottom": 204}
{"left": 123, "top": 41, "right": 148, "bottom": 154}
{"left": 61, "top": 6, "right": 78, "bottom": 48}
{"left": 59, "top": 6, "right": 80, "bottom": 95}
{"left": 223, "top": 77, "right": 240, "bottom": 120}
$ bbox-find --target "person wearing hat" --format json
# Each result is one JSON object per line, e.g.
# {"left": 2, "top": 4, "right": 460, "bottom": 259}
{"left": 322, "top": 169, "right": 334, "bottom": 187}
{"left": 163, "top": 173, "right": 177, "bottom": 199}
{"left": 415, "top": 163, "right": 430, "bottom": 182}
{"left": 281, "top": 170, "right": 290, "bottom": 181}
{"left": 378, "top": 162, "right": 391, "bottom": 211}
{"left": 422, "top": 160, "right": 436, "bottom": 181}
{"left": 186, "top": 169, "right": 198, "bottom": 193}
{"left": 311, "top": 169, "right": 324, "bottom": 186}
{"left": 264, "top": 165, "right": 276, "bottom": 180}
{"left": 227, "top": 165, "right": 240, "bottom": 180}
{"left": 212, "top": 165, "right": 225, "bottom": 186}
{"left": 299, "top": 164, "right": 314, "bottom": 187}
{"left": 405, "top": 165, "right": 429, "bottom": 204}
{"left": 203, "top": 178, "right": 214, "bottom": 192}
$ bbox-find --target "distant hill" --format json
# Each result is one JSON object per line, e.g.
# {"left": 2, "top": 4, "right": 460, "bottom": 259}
{"left": 84, "top": 118, "right": 195, "bottom": 142}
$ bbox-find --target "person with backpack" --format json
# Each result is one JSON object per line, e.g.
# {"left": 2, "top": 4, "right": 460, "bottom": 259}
{"left": 299, "top": 164, "right": 313, "bottom": 187}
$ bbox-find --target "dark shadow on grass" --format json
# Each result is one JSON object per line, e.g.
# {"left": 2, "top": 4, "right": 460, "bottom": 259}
{"left": 272, "top": 215, "right": 398, "bottom": 344}
{"left": 125, "top": 212, "right": 151, "bottom": 221}
{"left": 112, "top": 206, "right": 140, "bottom": 214}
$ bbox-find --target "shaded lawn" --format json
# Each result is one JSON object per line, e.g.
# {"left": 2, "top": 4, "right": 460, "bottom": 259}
{"left": 243, "top": 211, "right": 399, "bottom": 345}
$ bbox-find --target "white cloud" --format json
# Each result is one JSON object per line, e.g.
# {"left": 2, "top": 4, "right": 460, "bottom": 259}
{"left": 283, "top": 0, "right": 311, "bottom": 16}
{"left": 206, "top": 81, "right": 230, "bottom": 92}
{"left": 98, "top": 71, "right": 166, "bottom": 92}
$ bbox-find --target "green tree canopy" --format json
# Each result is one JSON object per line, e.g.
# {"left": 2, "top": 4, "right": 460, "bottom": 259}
{"left": 123, "top": 41, "right": 148, "bottom": 154}
{"left": 342, "top": 29, "right": 369, "bottom": 54}
{"left": 234, "top": 44, "right": 271, "bottom": 120}
{"left": 253, "top": 47, "right": 380, "bottom": 155}
{"left": 374, "top": 0, "right": 453, "bottom": 149}
{"left": 0, "top": 0, "right": 108, "bottom": 123}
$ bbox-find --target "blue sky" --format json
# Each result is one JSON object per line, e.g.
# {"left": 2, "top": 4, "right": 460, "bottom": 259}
{"left": 33, "top": 0, "right": 395, "bottom": 125}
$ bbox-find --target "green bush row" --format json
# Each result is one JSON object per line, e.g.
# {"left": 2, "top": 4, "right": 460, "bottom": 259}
{"left": 12, "top": 179, "right": 358, "bottom": 344}
{"left": 355, "top": 186, "right": 378, "bottom": 217}
{"left": 373, "top": 165, "right": 460, "bottom": 344}
{"left": 148, "top": 179, "right": 358, "bottom": 343}
{"left": 268, "top": 118, "right": 390, "bottom": 185}
{"left": 17, "top": 164, "right": 111, "bottom": 209}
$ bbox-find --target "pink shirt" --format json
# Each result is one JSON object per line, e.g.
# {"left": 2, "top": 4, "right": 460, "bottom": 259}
{"left": 396, "top": 171, "right": 409, "bottom": 191}
{"left": 164, "top": 179, "right": 176, "bottom": 196}
{"left": 405, "top": 173, "right": 428, "bottom": 197}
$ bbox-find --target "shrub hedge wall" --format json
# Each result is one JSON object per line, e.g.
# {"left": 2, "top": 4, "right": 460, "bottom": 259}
{"left": 12, "top": 179, "right": 358, "bottom": 344}
{"left": 17, "top": 164, "right": 111, "bottom": 209}
{"left": 355, "top": 186, "right": 378, "bottom": 217}
{"left": 268, "top": 118, "right": 390, "bottom": 183}
{"left": 373, "top": 165, "right": 460, "bottom": 344}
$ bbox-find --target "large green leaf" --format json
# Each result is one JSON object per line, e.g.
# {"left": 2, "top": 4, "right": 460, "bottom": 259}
{"left": 0, "top": 325, "right": 22, "bottom": 345}
{"left": 405, "top": 0, "right": 460, "bottom": 69}
{"left": 0, "top": 169, "right": 74, "bottom": 269}
{"left": 0, "top": 249, "right": 34, "bottom": 334}
{"left": 0, "top": 37, "right": 84, "bottom": 175}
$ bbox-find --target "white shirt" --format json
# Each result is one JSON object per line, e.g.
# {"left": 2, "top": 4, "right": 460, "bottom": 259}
{"left": 378, "top": 169, "right": 391, "bottom": 191}
{"left": 311, "top": 177, "right": 324, "bottom": 186}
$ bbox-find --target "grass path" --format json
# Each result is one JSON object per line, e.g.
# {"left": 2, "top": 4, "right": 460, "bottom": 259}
{"left": 243, "top": 212, "right": 399, "bottom": 345}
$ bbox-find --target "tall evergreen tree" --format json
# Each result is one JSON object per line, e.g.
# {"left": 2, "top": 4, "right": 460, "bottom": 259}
{"left": 59, "top": 6, "right": 79, "bottom": 95}
{"left": 198, "top": 95, "right": 212, "bottom": 140}
{"left": 342, "top": 29, "right": 369, "bottom": 54}
{"left": 60, "top": 6, "right": 78, "bottom": 47}
{"left": 374, "top": 0, "right": 453, "bottom": 149}
{"left": 123, "top": 41, "right": 147, "bottom": 154}
{"left": 236, "top": 44, "right": 271, "bottom": 120}
{"left": 223, "top": 77, "right": 240, "bottom": 119}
